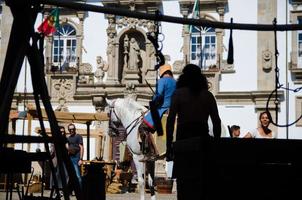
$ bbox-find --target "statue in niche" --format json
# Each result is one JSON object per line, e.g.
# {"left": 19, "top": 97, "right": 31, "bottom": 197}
{"left": 95, "top": 56, "right": 107, "bottom": 83}
{"left": 262, "top": 49, "right": 272, "bottom": 71}
{"left": 123, "top": 35, "right": 129, "bottom": 69}
{"left": 128, "top": 37, "right": 140, "bottom": 70}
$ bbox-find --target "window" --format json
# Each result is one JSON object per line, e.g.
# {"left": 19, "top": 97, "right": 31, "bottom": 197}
{"left": 298, "top": 18, "right": 302, "bottom": 68}
{"left": 190, "top": 26, "right": 216, "bottom": 69}
{"left": 53, "top": 24, "right": 77, "bottom": 69}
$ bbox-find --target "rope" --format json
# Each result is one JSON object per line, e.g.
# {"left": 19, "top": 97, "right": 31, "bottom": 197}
{"left": 266, "top": 18, "right": 302, "bottom": 127}
{"left": 273, "top": 18, "right": 279, "bottom": 124}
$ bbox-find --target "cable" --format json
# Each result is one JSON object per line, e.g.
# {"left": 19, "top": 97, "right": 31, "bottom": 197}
{"left": 266, "top": 18, "right": 302, "bottom": 127}
{"left": 33, "top": 0, "right": 302, "bottom": 31}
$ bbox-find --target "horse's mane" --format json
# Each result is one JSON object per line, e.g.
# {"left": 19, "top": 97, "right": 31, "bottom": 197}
{"left": 115, "top": 98, "right": 147, "bottom": 119}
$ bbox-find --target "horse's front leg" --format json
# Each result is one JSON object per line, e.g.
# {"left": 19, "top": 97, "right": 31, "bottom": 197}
{"left": 146, "top": 161, "right": 156, "bottom": 200}
{"left": 133, "top": 154, "right": 146, "bottom": 200}
{"left": 148, "top": 174, "right": 156, "bottom": 200}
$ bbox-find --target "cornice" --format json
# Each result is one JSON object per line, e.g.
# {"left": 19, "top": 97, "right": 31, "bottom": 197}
{"left": 216, "top": 90, "right": 284, "bottom": 106}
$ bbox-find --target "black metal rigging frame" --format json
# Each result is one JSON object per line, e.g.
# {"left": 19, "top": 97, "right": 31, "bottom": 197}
{"left": 0, "top": 0, "right": 82, "bottom": 200}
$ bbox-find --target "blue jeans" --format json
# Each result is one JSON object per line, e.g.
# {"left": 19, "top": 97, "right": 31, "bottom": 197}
{"left": 70, "top": 156, "right": 82, "bottom": 187}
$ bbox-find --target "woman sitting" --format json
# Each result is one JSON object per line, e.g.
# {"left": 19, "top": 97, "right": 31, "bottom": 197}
{"left": 244, "top": 111, "right": 277, "bottom": 139}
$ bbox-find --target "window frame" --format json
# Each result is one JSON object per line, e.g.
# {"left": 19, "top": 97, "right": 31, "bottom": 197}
{"left": 52, "top": 24, "right": 77, "bottom": 68}
{"left": 190, "top": 26, "right": 216, "bottom": 69}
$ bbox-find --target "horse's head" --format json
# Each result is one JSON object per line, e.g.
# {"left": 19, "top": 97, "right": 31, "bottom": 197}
{"left": 106, "top": 98, "right": 147, "bottom": 137}
{"left": 106, "top": 98, "right": 123, "bottom": 137}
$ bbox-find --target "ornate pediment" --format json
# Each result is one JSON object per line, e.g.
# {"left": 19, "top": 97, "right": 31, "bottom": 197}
{"left": 116, "top": 17, "right": 156, "bottom": 32}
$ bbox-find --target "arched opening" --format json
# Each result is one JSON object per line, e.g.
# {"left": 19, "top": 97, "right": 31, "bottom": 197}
{"left": 118, "top": 29, "right": 146, "bottom": 83}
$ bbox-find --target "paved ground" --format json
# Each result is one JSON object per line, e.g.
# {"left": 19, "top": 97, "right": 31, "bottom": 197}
{"left": 0, "top": 191, "right": 177, "bottom": 200}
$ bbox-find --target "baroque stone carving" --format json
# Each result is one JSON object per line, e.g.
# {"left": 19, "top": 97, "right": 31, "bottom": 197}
{"left": 79, "top": 63, "right": 92, "bottom": 74}
{"left": 52, "top": 79, "right": 73, "bottom": 100}
{"left": 107, "top": 29, "right": 116, "bottom": 57}
{"left": 262, "top": 49, "right": 272, "bottom": 71}
{"left": 106, "top": 15, "right": 117, "bottom": 57}
{"left": 173, "top": 60, "right": 184, "bottom": 73}
{"left": 124, "top": 82, "right": 137, "bottom": 100}
{"left": 116, "top": 17, "right": 156, "bottom": 33}
{"left": 78, "top": 75, "right": 89, "bottom": 84}
{"left": 55, "top": 97, "right": 69, "bottom": 112}
{"left": 117, "top": 17, "right": 145, "bottom": 29}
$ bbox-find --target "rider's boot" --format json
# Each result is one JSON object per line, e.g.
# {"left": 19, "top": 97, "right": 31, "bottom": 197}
{"left": 139, "top": 134, "right": 160, "bottom": 162}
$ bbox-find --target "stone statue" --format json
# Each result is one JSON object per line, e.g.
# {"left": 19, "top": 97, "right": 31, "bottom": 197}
{"left": 128, "top": 37, "right": 140, "bottom": 70}
{"left": 95, "top": 56, "right": 107, "bottom": 83}
{"left": 123, "top": 35, "right": 129, "bottom": 69}
{"left": 107, "top": 31, "right": 116, "bottom": 58}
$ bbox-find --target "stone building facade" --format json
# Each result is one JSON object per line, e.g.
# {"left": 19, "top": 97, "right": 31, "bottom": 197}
{"left": 1, "top": 0, "right": 302, "bottom": 160}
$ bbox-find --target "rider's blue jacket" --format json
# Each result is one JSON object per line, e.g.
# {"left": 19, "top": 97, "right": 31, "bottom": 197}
{"left": 143, "top": 76, "right": 176, "bottom": 129}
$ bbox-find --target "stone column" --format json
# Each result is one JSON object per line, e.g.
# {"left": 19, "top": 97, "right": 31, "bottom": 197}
{"left": 181, "top": 10, "right": 190, "bottom": 65}
{"left": 45, "top": 36, "right": 53, "bottom": 72}
{"left": 216, "top": 7, "right": 225, "bottom": 68}
{"left": 257, "top": 0, "right": 277, "bottom": 91}
{"left": 77, "top": 12, "right": 85, "bottom": 65}
{"left": 0, "top": 5, "right": 13, "bottom": 77}
{"left": 105, "top": 15, "right": 119, "bottom": 84}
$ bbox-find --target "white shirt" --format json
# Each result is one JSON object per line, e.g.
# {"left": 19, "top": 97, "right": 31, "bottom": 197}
{"left": 249, "top": 128, "right": 277, "bottom": 139}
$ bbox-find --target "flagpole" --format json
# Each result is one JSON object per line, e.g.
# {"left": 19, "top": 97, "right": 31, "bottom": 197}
{"left": 59, "top": 32, "right": 62, "bottom": 73}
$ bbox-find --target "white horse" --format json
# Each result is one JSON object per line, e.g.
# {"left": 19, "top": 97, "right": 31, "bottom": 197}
{"left": 106, "top": 98, "right": 157, "bottom": 200}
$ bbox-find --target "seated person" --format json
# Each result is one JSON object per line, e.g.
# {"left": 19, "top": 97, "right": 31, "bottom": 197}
{"left": 244, "top": 111, "right": 277, "bottom": 139}
{"left": 230, "top": 125, "right": 241, "bottom": 138}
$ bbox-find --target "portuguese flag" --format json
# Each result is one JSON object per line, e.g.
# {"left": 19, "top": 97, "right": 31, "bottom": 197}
{"left": 38, "top": 8, "right": 60, "bottom": 36}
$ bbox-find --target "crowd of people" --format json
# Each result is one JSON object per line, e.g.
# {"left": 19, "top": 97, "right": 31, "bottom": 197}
{"left": 48, "top": 63, "right": 276, "bottom": 199}
{"left": 49, "top": 123, "right": 84, "bottom": 198}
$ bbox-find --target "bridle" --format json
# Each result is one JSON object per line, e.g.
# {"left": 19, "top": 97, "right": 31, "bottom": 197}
{"left": 108, "top": 99, "right": 146, "bottom": 138}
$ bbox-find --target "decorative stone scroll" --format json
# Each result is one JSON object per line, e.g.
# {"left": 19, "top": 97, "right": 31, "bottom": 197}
{"left": 52, "top": 78, "right": 74, "bottom": 100}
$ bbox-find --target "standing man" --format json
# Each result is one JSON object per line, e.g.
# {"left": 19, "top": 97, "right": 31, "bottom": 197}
{"left": 50, "top": 126, "right": 69, "bottom": 198}
{"left": 139, "top": 64, "right": 176, "bottom": 161}
{"left": 67, "top": 123, "right": 84, "bottom": 187}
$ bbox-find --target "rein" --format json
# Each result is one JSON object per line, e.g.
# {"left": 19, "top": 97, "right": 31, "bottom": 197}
{"left": 109, "top": 100, "right": 147, "bottom": 140}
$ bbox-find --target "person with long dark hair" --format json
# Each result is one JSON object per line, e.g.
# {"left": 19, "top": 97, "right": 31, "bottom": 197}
{"left": 166, "top": 64, "right": 221, "bottom": 199}
{"left": 244, "top": 111, "right": 276, "bottom": 138}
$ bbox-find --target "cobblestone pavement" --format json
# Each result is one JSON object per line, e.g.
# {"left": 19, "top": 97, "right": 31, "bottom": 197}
{"left": 0, "top": 191, "right": 177, "bottom": 200}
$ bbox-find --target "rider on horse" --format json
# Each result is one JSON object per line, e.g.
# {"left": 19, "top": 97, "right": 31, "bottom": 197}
{"left": 139, "top": 64, "right": 176, "bottom": 162}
